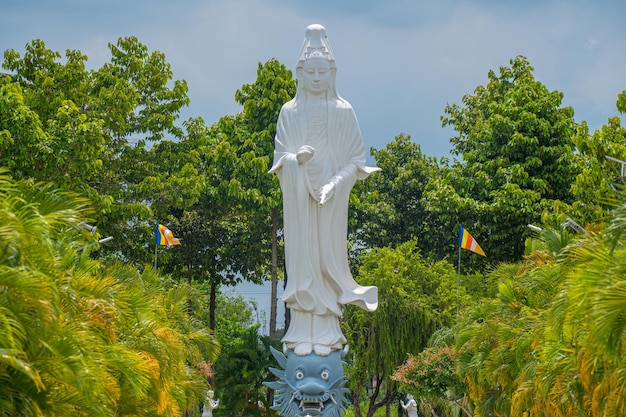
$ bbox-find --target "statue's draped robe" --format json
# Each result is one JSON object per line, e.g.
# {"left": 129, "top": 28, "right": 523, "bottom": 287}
{"left": 270, "top": 96, "right": 378, "bottom": 350}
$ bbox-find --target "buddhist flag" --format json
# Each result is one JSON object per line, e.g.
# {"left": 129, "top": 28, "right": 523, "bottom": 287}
{"left": 458, "top": 225, "right": 485, "bottom": 256}
{"left": 156, "top": 223, "right": 181, "bottom": 246}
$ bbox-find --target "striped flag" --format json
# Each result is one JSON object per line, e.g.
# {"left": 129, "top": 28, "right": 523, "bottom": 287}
{"left": 156, "top": 223, "right": 181, "bottom": 246}
{"left": 458, "top": 225, "right": 485, "bottom": 257}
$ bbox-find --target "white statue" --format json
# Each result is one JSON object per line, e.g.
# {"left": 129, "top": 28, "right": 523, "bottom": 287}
{"left": 269, "top": 24, "right": 379, "bottom": 357}
{"left": 202, "top": 390, "right": 219, "bottom": 417}
{"left": 401, "top": 394, "right": 419, "bottom": 417}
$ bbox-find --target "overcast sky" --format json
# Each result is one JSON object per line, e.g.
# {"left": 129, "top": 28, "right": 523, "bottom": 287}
{"left": 2, "top": 0, "right": 625, "bottom": 160}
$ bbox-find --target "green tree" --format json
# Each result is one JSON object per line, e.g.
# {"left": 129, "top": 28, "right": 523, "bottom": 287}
{"left": 91, "top": 36, "right": 195, "bottom": 263}
{"left": 0, "top": 47, "right": 106, "bottom": 195}
{"left": 0, "top": 172, "right": 98, "bottom": 416}
{"left": 351, "top": 134, "right": 442, "bottom": 257}
{"left": 427, "top": 55, "right": 581, "bottom": 263}
{"left": 213, "top": 327, "right": 280, "bottom": 416}
{"left": 159, "top": 113, "right": 273, "bottom": 330}
{"left": 617, "top": 90, "right": 626, "bottom": 115}
{"left": 570, "top": 117, "right": 626, "bottom": 225}
{"left": 343, "top": 241, "right": 457, "bottom": 417}
{"left": 2, "top": 37, "right": 196, "bottom": 265}
{"left": 235, "top": 58, "right": 296, "bottom": 339}
{"left": 211, "top": 291, "right": 256, "bottom": 351}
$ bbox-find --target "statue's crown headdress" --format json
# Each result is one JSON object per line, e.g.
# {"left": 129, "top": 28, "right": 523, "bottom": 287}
{"left": 297, "top": 24, "right": 335, "bottom": 65}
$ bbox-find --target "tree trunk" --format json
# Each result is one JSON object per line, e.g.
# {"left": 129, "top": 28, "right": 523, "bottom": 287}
{"left": 283, "top": 259, "right": 290, "bottom": 331}
{"left": 366, "top": 376, "right": 387, "bottom": 417}
{"left": 269, "top": 207, "right": 278, "bottom": 339}
{"left": 209, "top": 278, "right": 217, "bottom": 330}
{"left": 351, "top": 391, "right": 363, "bottom": 417}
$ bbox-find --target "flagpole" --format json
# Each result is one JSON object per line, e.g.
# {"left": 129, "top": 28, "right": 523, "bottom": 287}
{"left": 457, "top": 245, "right": 461, "bottom": 337}
{"left": 154, "top": 223, "right": 158, "bottom": 270}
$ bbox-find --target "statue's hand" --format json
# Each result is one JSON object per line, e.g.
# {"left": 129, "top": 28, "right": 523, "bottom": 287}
{"left": 319, "top": 182, "right": 335, "bottom": 206}
{"left": 296, "top": 145, "right": 315, "bottom": 164}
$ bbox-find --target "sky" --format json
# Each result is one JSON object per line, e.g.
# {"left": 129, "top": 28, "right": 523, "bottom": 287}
{"left": 2, "top": 0, "right": 625, "bottom": 160}
{"left": 2, "top": 0, "right": 625, "bottom": 328}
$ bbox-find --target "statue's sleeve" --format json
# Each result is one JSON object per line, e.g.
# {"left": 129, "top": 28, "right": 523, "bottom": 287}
{"left": 269, "top": 105, "right": 297, "bottom": 176}
{"left": 334, "top": 102, "right": 381, "bottom": 180}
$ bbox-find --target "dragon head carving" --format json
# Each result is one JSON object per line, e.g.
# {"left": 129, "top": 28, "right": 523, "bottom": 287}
{"left": 264, "top": 346, "right": 349, "bottom": 417}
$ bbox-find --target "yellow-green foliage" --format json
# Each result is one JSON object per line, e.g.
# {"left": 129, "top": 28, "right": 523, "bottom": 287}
{"left": 0, "top": 172, "right": 219, "bottom": 417}
{"left": 458, "top": 207, "right": 626, "bottom": 417}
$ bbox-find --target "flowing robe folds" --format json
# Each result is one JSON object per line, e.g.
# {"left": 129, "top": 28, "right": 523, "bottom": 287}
{"left": 270, "top": 96, "right": 379, "bottom": 351}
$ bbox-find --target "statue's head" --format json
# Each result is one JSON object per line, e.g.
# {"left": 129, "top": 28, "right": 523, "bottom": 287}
{"left": 297, "top": 24, "right": 335, "bottom": 68}
{"left": 207, "top": 390, "right": 214, "bottom": 399}
{"left": 265, "top": 346, "right": 349, "bottom": 417}
{"left": 295, "top": 24, "right": 339, "bottom": 101}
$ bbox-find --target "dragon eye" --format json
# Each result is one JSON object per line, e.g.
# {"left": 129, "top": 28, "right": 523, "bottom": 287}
{"left": 321, "top": 370, "right": 329, "bottom": 380}
{"left": 296, "top": 371, "right": 304, "bottom": 379}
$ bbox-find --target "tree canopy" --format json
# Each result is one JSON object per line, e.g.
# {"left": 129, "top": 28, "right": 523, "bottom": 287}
{"left": 427, "top": 55, "right": 581, "bottom": 263}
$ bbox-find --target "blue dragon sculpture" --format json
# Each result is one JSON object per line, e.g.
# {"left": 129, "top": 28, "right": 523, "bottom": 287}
{"left": 264, "top": 346, "right": 350, "bottom": 417}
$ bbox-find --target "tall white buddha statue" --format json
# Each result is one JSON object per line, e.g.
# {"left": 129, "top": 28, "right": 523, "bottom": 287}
{"left": 270, "top": 24, "right": 379, "bottom": 356}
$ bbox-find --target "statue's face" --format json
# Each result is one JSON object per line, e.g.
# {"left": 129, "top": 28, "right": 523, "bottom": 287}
{"left": 299, "top": 58, "right": 332, "bottom": 96}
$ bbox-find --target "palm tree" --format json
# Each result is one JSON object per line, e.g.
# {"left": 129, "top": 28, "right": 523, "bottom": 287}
{"left": 0, "top": 172, "right": 108, "bottom": 416}
{"left": 458, "top": 234, "right": 569, "bottom": 416}
{"left": 0, "top": 172, "right": 220, "bottom": 416}
{"left": 213, "top": 326, "right": 278, "bottom": 416}
{"left": 458, "top": 208, "right": 626, "bottom": 416}
{"left": 542, "top": 212, "right": 626, "bottom": 417}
